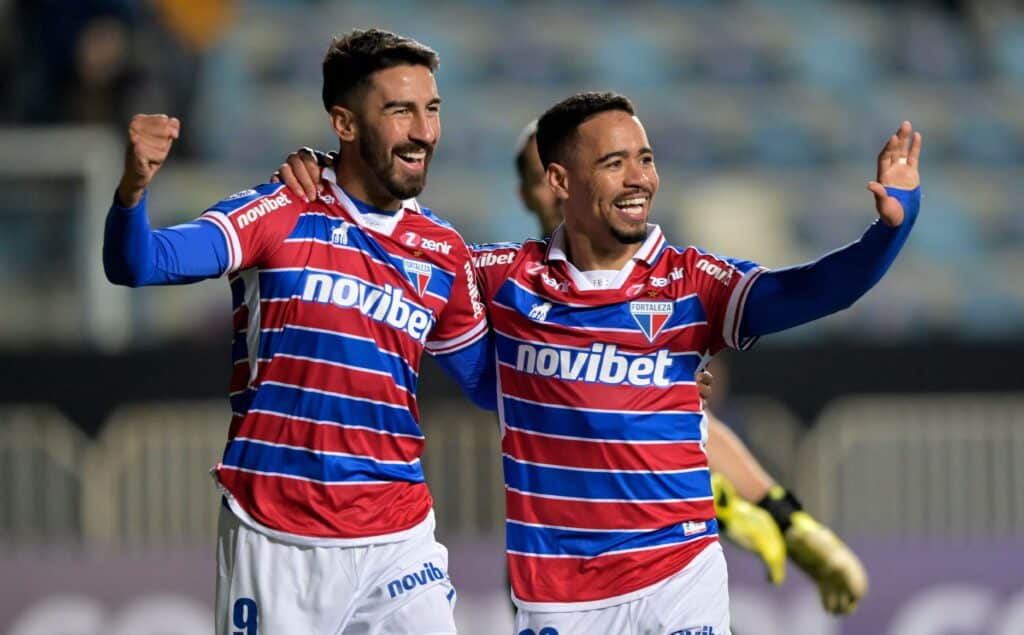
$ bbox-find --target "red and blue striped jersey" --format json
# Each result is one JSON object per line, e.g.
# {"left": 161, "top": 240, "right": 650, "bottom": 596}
{"left": 472, "top": 225, "right": 763, "bottom": 609}
{"left": 201, "top": 168, "right": 487, "bottom": 543}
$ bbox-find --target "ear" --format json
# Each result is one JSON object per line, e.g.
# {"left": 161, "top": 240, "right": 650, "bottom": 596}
{"left": 546, "top": 163, "right": 570, "bottom": 202}
{"left": 329, "top": 105, "right": 357, "bottom": 142}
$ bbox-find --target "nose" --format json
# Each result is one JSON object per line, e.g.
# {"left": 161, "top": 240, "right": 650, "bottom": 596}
{"left": 624, "top": 158, "right": 649, "bottom": 188}
{"left": 409, "top": 110, "right": 439, "bottom": 147}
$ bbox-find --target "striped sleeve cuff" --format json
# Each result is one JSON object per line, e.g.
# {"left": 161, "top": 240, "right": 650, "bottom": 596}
{"left": 200, "top": 211, "right": 243, "bottom": 273}
{"left": 722, "top": 266, "right": 766, "bottom": 351}
{"left": 426, "top": 318, "right": 489, "bottom": 356}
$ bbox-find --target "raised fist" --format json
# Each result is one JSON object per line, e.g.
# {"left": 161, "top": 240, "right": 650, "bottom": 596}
{"left": 117, "top": 114, "right": 180, "bottom": 207}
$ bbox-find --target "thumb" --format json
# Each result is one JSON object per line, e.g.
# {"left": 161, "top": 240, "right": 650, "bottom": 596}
{"left": 867, "top": 181, "right": 904, "bottom": 227}
{"left": 866, "top": 181, "right": 887, "bottom": 203}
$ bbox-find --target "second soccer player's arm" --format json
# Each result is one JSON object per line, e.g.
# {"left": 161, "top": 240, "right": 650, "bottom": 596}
{"left": 737, "top": 121, "right": 922, "bottom": 339}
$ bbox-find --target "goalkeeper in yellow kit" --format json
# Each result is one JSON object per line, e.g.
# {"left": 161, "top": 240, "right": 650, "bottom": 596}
{"left": 511, "top": 120, "right": 869, "bottom": 616}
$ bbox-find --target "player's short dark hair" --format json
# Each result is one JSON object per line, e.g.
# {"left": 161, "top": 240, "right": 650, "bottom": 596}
{"left": 535, "top": 92, "right": 635, "bottom": 168}
{"left": 322, "top": 28, "right": 440, "bottom": 112}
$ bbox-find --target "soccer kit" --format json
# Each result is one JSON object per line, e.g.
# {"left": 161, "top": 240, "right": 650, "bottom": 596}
{"left": 473, "top": 227, "right": 757, "bottom": 634}
{"left": 471, "top": 186, "right": 920, "bottom": 634}
{"left": 104, "top": 168, "right": 492, "bottom": 634}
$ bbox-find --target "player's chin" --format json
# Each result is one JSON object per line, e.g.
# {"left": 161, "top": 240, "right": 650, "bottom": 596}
{"left": 387, "top": 171, "right": 428, "bottom": 200}
{"left": 609, "top": 221, "right": 647, "bottom": 245}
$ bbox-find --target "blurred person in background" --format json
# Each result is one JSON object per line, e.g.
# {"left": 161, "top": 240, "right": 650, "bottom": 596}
{"left": 102, "top": 29, "right": 497, "bottom": 635}
{"left": 277, "top": 90, "right": 919, "bottom": 633}
{"left": 512, "top": 118, "right": 869, "bottom": 616}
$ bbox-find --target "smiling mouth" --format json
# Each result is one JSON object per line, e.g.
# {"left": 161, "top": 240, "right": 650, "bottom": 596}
{"left": 614, "top": 196, "right": 648, "bottom": 219}
{"left": 395, "top": 149, "right": 427, "bottom": 171}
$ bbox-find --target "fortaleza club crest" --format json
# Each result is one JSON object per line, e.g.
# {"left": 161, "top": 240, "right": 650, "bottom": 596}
{"left": 629, "top": 300, "right": 673, "bottom": 342}
{"left": 402, "top": 259, "right": 432, "bottom": 296}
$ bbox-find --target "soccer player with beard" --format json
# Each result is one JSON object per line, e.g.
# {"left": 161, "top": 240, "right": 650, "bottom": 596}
{"left": 276, "top": 92, "right": 918, "bottom": 633}
{"left": 512, "top": 119, "right": 868, "bottom": 616}
{"left": 103, "top": 29, "right": 493, "bottom": 634}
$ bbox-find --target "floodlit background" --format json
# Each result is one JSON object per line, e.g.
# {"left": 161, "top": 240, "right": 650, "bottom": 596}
{"left": 1, "top": 0, "right": 1022, "bottom": 633}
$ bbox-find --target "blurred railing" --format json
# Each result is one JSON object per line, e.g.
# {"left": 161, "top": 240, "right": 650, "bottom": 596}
{"left": 80, "top": 401, "right": 229, "bottom": 548}
{"left": 795, "top": 394, "right": 1024, "bottom": 539}
{"left": 2, "top": 395, "right": 1023, "bottom": 548}
{"left": 0, "top": 405, "right": 86, "bottom": 545}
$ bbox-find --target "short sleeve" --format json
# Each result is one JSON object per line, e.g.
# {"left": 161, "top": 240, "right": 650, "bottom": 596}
{"left": 424, "top": 240, "right": 488, "bottom": 355}
{"left": 686, "top": 250, "right": 765, "bottom": 353}
{"left": 468, "top": 242, "right": 522, "bottom": 304}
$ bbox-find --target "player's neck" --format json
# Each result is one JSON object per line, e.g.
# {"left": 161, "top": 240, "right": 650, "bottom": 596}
{"left": 563, "top": 226, "right": 642, "bottom": 272}
{"left": 333, "top": 155, "right": 403, "bottom": 212}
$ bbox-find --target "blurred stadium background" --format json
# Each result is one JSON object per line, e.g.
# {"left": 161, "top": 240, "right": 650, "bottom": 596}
{"left": 1, "top": 0, "right": 1022, "bottom": 633}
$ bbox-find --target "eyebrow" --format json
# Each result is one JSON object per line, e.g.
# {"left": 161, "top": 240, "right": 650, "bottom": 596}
{"left": 383, "top": 98, "right": 442, "bottom": 110}
{"left": 594, "top": 147, "right": 653, "bottom": 165}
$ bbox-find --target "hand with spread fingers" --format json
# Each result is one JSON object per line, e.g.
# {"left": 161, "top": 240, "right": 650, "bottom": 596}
{"left": 785, "top": 510, "right": 869, "bottom": 614}
{"left": 759, "top": 487, "right": 869, "bottom": 615}
{"left": 867, "top": 120, "right": 922, "bottom": 228}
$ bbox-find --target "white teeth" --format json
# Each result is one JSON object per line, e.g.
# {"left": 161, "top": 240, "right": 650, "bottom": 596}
{"left": 615, "top": 198, "right": 646, "bottom": 208}
{"left": 398, "top": 151, "right": 426, "bottom": 162}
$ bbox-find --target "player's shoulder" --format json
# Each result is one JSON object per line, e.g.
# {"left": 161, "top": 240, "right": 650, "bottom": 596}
{"left": 470, "top": 237, "right": 547, "bottom": 268}
{"left": 206, "top": 182, "right": 304, "bottom": 225}
{"left": 404, "top": 204, "right": 473, "bottom": 255}
{"left": 660, "top": 244, "right": 760, "bottom": 287}
{"left": 416, "top": 204, "right": 455, "bottom": 231}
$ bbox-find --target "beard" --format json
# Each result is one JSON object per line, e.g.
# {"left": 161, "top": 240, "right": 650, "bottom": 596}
{"left": 609, "top": 221, "right": 648, "bottom": 244}
{"left": 358, "top": 125, "right": 432, "bottom": 200}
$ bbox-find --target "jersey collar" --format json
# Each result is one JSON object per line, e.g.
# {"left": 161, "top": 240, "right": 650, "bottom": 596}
{"left": 322, "top": 167, "right": 421, "bottom": 236}
{"left": 545, "top": 223, "right": 667, "bottom": 267}
{"left": 543, "top": 224, "right": 667, "bottom": 292}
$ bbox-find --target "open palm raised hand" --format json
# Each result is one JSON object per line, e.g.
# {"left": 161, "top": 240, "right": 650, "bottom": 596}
{"left": 866, "top": 121, "right": 921, "bottom": 228}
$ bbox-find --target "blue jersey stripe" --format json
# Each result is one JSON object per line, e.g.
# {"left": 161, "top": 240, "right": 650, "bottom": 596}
{"left": 256, "top": 326, "right": 417, "bottom": 394}
{"left": 222, "top": 438, "right": 425, "bottom": 484}
{"left": 503, "top": 456, "right": 712, "bottom": 501}
{"left": 230, "top": 387, "right": 257, "bottom": 415}
{"left": 494, "top": 281, "right": 706, "bottom": 331}
{"left": 501, "top": 396, "right": 704, "bottom": 442}
{"left": 230, "top": 276, "right": 246, "bottom": 307}
{"left": 493, "top": 332, "right": 702, "bottom": 385}
{"left": 249, "top": 382, "right": 421, "bottom": 438}
{"left": 506, "top": 518, "right": 718, "bottom": 557}
{"left": 286, "top": 216, "right": 455, "bottom": 297}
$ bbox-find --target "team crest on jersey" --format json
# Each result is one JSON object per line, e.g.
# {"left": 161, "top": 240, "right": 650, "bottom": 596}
{"left": 402, "top": 259, "right": 432, "bottom": 296}
{"left": 630, "top": 300, "right": 673, "bottom": 342}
